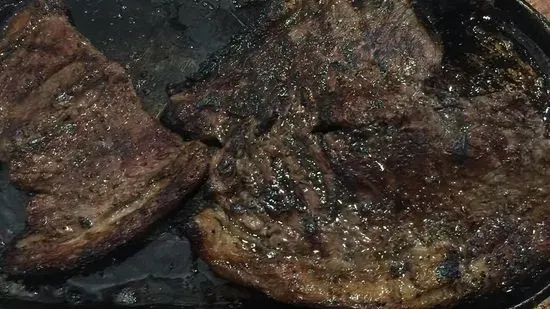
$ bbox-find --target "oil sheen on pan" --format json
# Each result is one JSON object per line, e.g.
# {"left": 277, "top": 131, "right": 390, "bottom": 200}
{"left": 163, "top": 0, "right": 550, "bottom": 307}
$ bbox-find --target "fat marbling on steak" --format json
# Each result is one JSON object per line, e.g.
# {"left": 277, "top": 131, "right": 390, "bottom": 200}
{"left": 163, "top": 0, "right": 550, "bottom": 307}
{"left": 0, "top": 0, "right": 209, "bottom": 274}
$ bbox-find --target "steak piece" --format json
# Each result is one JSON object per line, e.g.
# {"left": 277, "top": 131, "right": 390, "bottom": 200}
{"left": 163, "top": 0, "right": 550, "bottom": 307}
{"left": 162, "top": 0, "right": 442, "bottom": 144}
{"left": 0, "top": 0, "right": 209, "bottom": 274}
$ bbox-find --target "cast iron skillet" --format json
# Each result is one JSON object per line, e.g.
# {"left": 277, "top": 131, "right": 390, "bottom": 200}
{"left": 0, "top": 0, "right": 549, "bottom": 308}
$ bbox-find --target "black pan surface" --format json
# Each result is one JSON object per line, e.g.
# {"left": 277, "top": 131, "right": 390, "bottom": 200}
{"left": 0, "top": 0, "right": 549, "bottom": 308}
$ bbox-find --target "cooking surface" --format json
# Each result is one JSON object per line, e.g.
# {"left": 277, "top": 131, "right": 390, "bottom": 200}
{"left": 0, "top": 0, "right": 549, "bottom": 308}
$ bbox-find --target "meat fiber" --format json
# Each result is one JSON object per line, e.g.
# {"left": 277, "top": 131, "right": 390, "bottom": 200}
{"left": 0, "top": 0, "right": 208, "bottom": 274}
{"left": 163, "top": 0, "right": 550, "bottom": 307}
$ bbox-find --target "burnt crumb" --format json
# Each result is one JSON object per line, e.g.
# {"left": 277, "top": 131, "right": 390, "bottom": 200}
{"left": 260, "top": 188, "right": 284, "bottom": 215}
{"left": 433, "top": 96, "right": 464, "bottom": 111}
{"left": 299, "top": 87, "right": 314, "bottom": 107}
{"left": 258, "top": 159, "right": 307, "bottom": 215}
{"left": 216, "top": 153, "right": 235, "bottom": 176}
{"left": 311, "top": 122, "right": 345, "bottom": 134}
{"left": 436, "top": 251, "right": 461, "bottom": 280}
{"left": 436, "top": 259, "right": 460, "bottom": 280}
{"left": 256, "top": 111, "right": 279, "bottom": 136}
{"left": 350, "top": 0, "right": 364, "bottom": 9}
{"left": 389, "top": 260, "right": 410, "bottom": 278}
{"left": 449, "top": 134, "right": 474, "bottom": 164}
{"left": 302, "top": 216, "right": 319, "bottom": 236}
{"left": 391, "top": 197, "right": 408, "bottom": 213}
{"left": 260, "top": 186, "right": 303, "bottom": 215}
{"left": 65, "top": 288, "right": 84, "bottom": 305}
{"left": 357, "top": 201, "right": 375, "bottom": 216}
{"left": 78, "top": 217, "right": 93, "bottom": 229}
{"left": 229, "top": 203, "right": 248, "bottom": 214}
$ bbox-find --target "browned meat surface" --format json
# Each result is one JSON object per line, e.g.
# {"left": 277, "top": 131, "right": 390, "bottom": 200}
{"left": 163, "top": 0, "right": 550, "bottom": 307}
{"left": 539, "top": 296, "right": 550, "bottom": 309}
{"left": 528, "top": 0, "right": 550, "bottom": 19}
{"left": 162, "top": 0, "right": 442, "bottom": 144}
{"left": 0, "top": 0, "right": 209, "bottom": 274}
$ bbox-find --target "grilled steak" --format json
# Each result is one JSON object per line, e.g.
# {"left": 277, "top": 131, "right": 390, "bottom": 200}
{"left": 0, "top": 0, "right": 209, "bottom": 274}
{"left": 163, "top": 0, "right": 550, "bottom": 307}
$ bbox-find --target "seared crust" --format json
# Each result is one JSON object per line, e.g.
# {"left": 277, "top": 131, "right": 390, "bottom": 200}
{"left": 0, "top": 1, "right": 208, "bottom": 274}
{"left": 194, "top": 209, "right": 465, "bottom": 308}
{"left": 174, "top": 0, "right": 550, "bottom": 307}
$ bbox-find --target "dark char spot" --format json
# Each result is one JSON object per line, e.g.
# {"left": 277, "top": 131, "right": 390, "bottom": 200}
{"left": 302, "top": 216, "right": 319, "bottom": 236}
{"left": 216, "top": 153, "right": 235, "bottom": 176}
{"left": 78, "top": 216, "right": 93, "bottom": 229}
{"left": 350, "top": 0, "right": 364, "bottom": 9}
{"left": 436, "top": 250, "right": 461, "bottom": 280}
{"left": 450, "top": 133, "right": 473, "bottom": 165}
{"left": 229, "top": 203, "right": 247, "bottom": 214}
{"left": 256, "top": 111, "right": 279, "bottom": 136}
{"left": 389, "top": 260, "right": 410, "bottom": 278}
